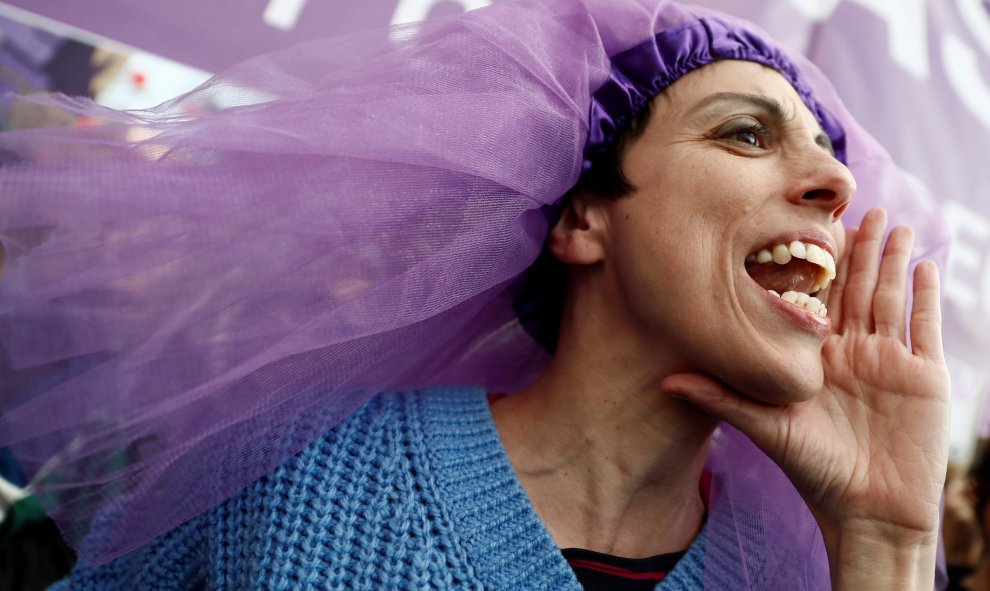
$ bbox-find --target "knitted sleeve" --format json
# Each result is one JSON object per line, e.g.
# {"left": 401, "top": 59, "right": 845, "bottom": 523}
{"left": 47, "top": 513, "right": 210, "bottom": 591}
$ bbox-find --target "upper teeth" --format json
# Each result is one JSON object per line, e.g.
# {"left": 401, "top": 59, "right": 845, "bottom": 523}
{"left": 748, "top": 240, "right": 836, "bottom": 293}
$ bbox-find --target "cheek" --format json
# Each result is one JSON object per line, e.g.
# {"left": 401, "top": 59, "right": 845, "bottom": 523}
{"left": 688, "top": 160, "right": 770, "bottom": 218}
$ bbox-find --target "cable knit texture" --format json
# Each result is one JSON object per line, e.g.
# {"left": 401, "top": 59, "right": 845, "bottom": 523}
{"left": 50, "top": 386, "right": 713, "bottom": 590}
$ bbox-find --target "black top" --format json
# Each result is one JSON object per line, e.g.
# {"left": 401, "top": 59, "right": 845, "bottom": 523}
{"left": 562, "top": 546, "right": 686, "bottom": 591}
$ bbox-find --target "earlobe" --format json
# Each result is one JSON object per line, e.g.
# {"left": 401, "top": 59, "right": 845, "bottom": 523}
{"left": 547, "top": 192, "right": 607, "bottom": 265}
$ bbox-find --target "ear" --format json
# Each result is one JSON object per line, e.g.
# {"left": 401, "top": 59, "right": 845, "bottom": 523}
{"left": 547, "top": 191, "right": 608, "bottom": 265}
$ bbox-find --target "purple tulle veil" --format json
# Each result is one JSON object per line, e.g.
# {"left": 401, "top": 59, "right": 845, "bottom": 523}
{"left": 0, "top": 0, "right": 949, "bottom": 587}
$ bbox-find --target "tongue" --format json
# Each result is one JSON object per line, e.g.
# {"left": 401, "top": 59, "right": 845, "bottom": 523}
{"left": 746, "top": 259, "right": 820, "bottom": 294}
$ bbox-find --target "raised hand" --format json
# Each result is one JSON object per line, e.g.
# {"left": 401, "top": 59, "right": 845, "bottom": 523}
{"left": 662, "top": 207, "right": 950, "bottom": 589}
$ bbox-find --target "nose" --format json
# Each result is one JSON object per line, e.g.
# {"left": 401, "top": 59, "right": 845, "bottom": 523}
{"left": 789, "top": 147, "right": 856, "bottom": 223}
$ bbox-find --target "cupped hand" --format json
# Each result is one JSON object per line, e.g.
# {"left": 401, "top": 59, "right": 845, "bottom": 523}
{"left": 662, "top": 207, "right": 950, "bottom": 550}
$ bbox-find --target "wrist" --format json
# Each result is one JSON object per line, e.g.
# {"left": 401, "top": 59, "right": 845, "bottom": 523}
{"left": 821, "top": 519, "right": 938, "bottom": 591}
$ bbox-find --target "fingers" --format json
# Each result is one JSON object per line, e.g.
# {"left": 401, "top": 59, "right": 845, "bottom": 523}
{"left": 829, "top": 207, "right": 942, "bottom": 359}
{"left": 873, "top": 226, "right": 914, "bottom": 343}
{"left": 909, "top": 261, "right": 944, "bottom": 362}
{"left": 661, "top": 373, "right": 785, "bottom": 454}
{"left": 842, "top": 208, "right": 887, "bottom": 332}
{"left": 839, "top": 209, "right": 936, "bottom": 350}
{"left": 825, "top": 225, "right": 857, "bottom": 332}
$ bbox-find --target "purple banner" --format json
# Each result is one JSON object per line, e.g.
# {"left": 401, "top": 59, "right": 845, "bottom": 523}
{"left": 1, "top": 0, "right": 494, "bottom": 73}
{"left": 2, "top": 0, "right": 401, "bottom": 73}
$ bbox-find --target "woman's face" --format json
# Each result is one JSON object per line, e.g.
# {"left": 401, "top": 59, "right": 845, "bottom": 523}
{"left": 602, "top": 60, "right": 855, "bottom": 404}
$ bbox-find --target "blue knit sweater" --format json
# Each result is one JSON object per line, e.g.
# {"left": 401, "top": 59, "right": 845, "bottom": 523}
{"left": 51, "top": 386, "right": 711, "bottom": 590}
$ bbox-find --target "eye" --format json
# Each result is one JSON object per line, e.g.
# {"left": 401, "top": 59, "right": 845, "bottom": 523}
{"left": 712, "top": 118, "right": 770, "bottom": 149}
{"left": 733, "top": 129, "right": 762, "bottom": 147}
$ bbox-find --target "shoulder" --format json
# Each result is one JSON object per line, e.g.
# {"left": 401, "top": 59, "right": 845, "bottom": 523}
{"left": 54, "top": 386, "right": 490, "bottom": 590}
{"left": 267, "top": 385, "right": 489, "bottom": 478}
{"left": 224, "top": 384, "right": 489, "bottom": 505}
{"left": 48, "top": 510, "right": 212, "bottom": 590}
{"left": 202, "top": 384, "right": 492, "bottom": 587}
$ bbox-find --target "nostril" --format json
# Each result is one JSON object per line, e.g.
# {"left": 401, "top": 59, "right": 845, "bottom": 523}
{"left": 832, "top": 201, "right": 850, "bottom": 222}
{"left": 801, "top": 189, "right": 835, "bottom": 201}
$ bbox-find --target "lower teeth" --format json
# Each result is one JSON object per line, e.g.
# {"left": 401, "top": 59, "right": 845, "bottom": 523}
{"left": 769, "top": 290, "right": 827, "bottom": 317}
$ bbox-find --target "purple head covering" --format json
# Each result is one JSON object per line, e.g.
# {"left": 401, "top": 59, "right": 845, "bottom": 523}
{"left": 0, "top": 0, "right": 947, "bottom": 587}
{"left": 583, "top": 14, "right": 846, "bottom": 172}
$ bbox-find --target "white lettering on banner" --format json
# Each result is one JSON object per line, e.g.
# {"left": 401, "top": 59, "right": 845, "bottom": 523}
{"left": 846, "top": 0, "right": 930, "bottom": 80}
{"left": 786, "top": 1, "right": 989, "bottom": 130}
{"left": 785, "top": 0, "right": 841, "bottom": 21}
{"left": 943, "top": 34, "right": 990, "bottom": 131}
{"left": 943, "top": 200, "right": 990, "bottom": 312}
{"left": 263, "top": 0, "right": 309, "bottom": 31}
{"left": 957, "top": 0, "right": 990, "bottom": 59}
{"left": 391, "top": 0, "right": 491, "bottom": 26}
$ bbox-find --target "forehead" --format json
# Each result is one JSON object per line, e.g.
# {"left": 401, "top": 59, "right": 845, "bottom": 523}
{"left": 657, "top": 60, "right": 822, "bottom": 131}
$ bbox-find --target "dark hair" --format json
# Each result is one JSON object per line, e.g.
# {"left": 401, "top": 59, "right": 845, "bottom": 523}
{"left": 578, "top": 98, "right": 655, "bottom": 200}
{"left": 513, "top": 99, "right": 656, "bottom": 352}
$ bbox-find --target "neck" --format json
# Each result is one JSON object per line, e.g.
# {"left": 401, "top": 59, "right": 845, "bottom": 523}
{"left": 492, "top": 294, "right": 718, "bottom": 558}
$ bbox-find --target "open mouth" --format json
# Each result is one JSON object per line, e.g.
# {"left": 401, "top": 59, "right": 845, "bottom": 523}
{"left": 745, "top": 240, "right": 836, "bottom": 318}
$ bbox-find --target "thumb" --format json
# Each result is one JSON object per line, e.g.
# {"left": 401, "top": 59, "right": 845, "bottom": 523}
{"left": 660, "top": 373, "right": 787, "bottom": 454}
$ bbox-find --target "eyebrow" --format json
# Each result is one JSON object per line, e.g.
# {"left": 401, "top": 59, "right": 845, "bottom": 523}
{"left": 689, "top": 91, "right": 835, "bottom": 156}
